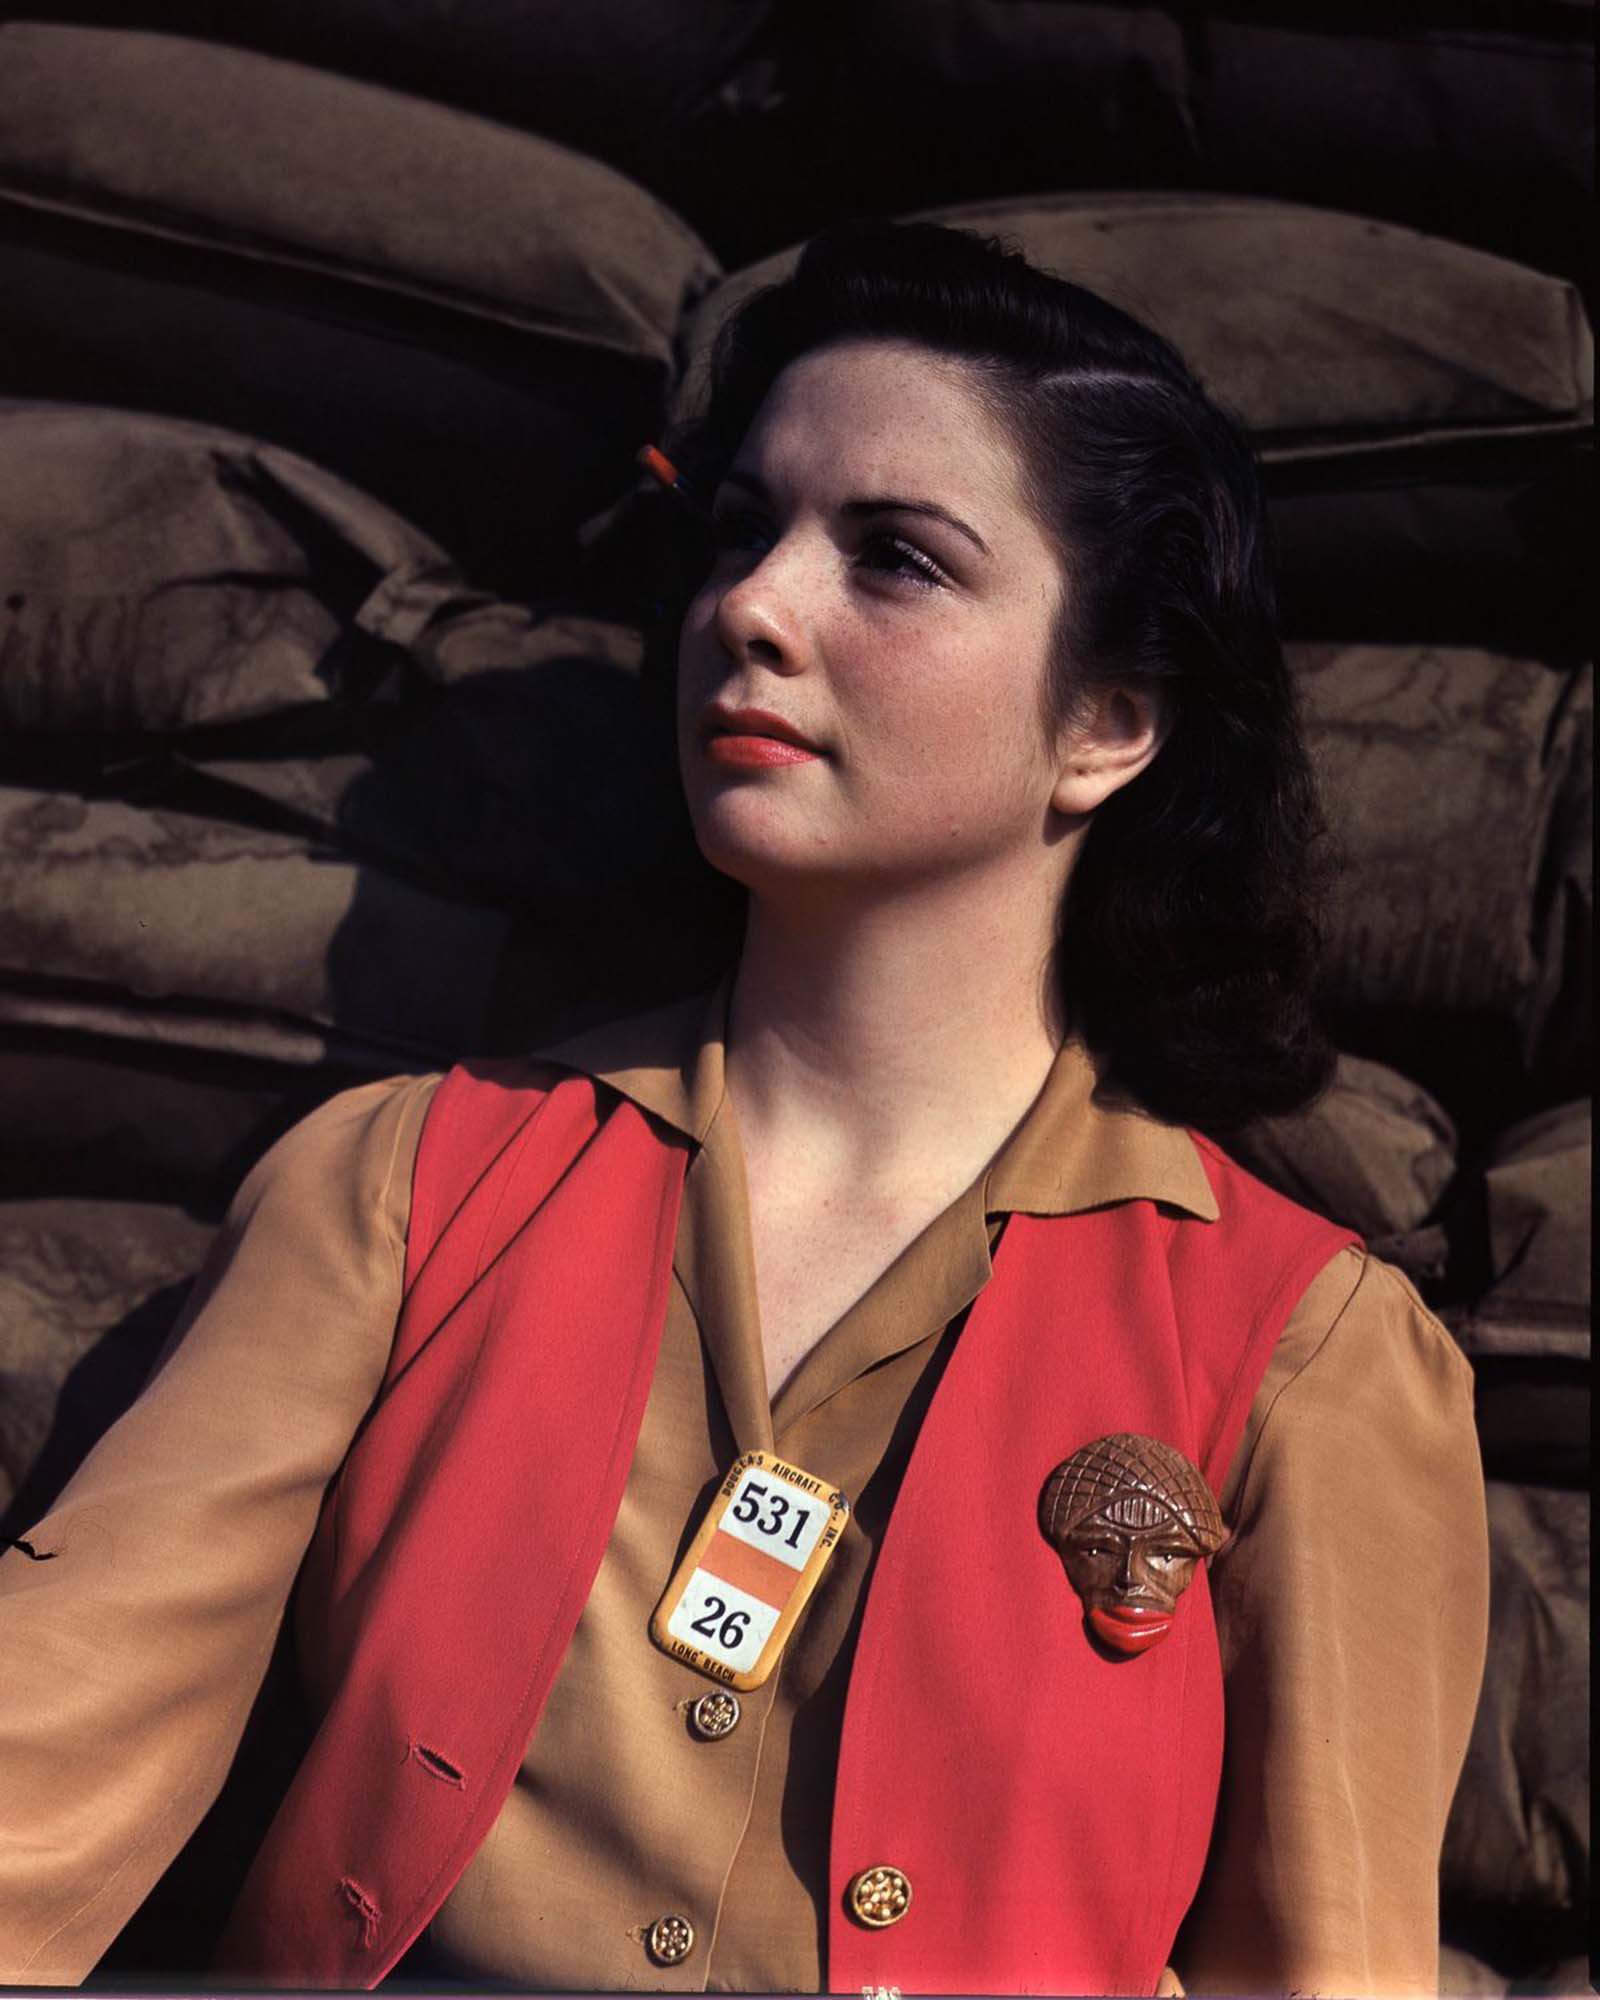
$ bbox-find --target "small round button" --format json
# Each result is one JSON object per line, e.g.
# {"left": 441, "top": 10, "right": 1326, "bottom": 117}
{"left": 646, "top": 1913, "right": 696, "bottom": 1966}
{"left": 690, "top": 1690, "right": 741, "bottom": 1740}
{"left": 848, "top": 1865, "right": 912, "bottom": 1928}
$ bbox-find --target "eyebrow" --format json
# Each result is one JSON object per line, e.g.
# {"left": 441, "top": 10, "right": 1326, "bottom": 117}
{"left": 718, "top": 468, "right": 992, "bottom": 557}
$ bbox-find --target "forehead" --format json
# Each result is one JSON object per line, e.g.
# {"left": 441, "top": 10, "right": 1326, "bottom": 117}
{"left": 734, "top": 338, "right": 1035, "bottom": 523}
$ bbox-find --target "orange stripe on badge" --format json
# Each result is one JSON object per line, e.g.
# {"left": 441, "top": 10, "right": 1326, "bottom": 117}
{"left": 699, "top": 1529, "right": 798, "bottom": 1612}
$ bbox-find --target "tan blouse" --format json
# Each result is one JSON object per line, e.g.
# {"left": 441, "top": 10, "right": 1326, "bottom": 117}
{"left": 0, "top": 990, "right": 1488, "bottom": 1993}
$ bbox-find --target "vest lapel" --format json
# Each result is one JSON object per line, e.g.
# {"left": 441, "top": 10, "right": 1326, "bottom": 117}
{"left": 829, "top": 1174, "right": 1351, "bottom": 1996}
{"left": 217, "top": 1077, "right": 687, "bottom": 1986}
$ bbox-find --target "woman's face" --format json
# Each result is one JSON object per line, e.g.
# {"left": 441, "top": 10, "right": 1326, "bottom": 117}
{"left": 676, "top": 339, "right": 1074, "bottom": 901}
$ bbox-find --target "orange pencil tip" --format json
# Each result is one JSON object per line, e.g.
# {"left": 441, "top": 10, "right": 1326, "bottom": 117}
{"left": 637, "top": 444, "right": 680, "bottom": 487}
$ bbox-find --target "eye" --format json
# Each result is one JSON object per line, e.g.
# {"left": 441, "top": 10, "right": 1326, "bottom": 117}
{"left": 857, "top": 532, "right": 950, "bottom": 591}
{"left": 708, "top": 506, "right": 775, "bottom": 557}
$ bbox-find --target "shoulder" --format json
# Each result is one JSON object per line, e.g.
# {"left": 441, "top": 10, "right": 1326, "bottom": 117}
{"left": 1170, "top": 1131, "right": 1359, "bottom": 1325}
{"left": 1224, "top": 1243, "right": 1479, "bottom": 1517}
{"left": 1182, "top": 1137, "right": 1460, "bottom": 1373}
{"left": 238, "top": 1071, "right": 446, "bottom": 1193}
{"left": 229, "top": 1072, "right": 447, "bottom": 1267}
{"left": 142, "top": 1076, "right": 457, "bottom": 1425}
{"left": 1279, "top": 1244, "right": 1476, "bottom": 1403}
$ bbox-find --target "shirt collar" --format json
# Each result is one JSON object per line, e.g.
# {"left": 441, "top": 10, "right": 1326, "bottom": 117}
{"left": 538, "top": 982, "right": 1218, "bottom": 1223}
{"left": 538, "top": 984, "right": 726, "bottom": 1146}
{"left": 987, "top": 1032, "right": 1219, "bottom": 1222}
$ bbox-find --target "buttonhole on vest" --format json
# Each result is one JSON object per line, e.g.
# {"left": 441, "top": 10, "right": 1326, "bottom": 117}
{"left": 338, "top": 1876, "right": 381, "bottom": 1949}
{"left": 408, "top": 1739, "right": 466, "bottom": 1788}
{"left": 3, "top": 1536, "right": 56, "bottom": 1561}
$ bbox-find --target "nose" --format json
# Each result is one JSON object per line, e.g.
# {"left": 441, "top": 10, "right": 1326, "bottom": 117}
{"left": 710, "top": 542, "right": 807, "bottom": 677}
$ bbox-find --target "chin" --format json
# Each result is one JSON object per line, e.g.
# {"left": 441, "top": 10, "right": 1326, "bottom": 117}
{"left": 692, "top": 824, "right": 812, "bottom": 898}
{"left": 685, "top": 785, "right": 827, "bottom": 889}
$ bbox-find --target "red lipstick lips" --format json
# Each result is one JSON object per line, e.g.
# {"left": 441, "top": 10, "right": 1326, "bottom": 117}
{"left": 703, "top": 706, "right": 822, "bottom": 770}
{"left": 1088, "top": 1605, "right": 1174, "bottom": 1656}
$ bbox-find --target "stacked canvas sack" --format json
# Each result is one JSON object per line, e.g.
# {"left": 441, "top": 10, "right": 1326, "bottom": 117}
{"left": 0, "top": 406, "right": 716, "bottom": 1536}
{"left": 808, "top": 3, "right": 1594, "bottom": 288}
{"left": 0, "top": 400, "right": 710, "bottom": 1209}
{"left": 12, "top": 0, "right": 797, "bottom": 264}
{"left": 17, "top": 1, "right": 1591, "bottom": 282}
{"left": 0, "top": 23, "right": 722, "bottom": 593}
{"left": 0, "top": 20, "right": 731, "bottom": 1565}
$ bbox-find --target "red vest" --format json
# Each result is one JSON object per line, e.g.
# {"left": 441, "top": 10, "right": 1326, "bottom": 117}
{"left": 218, "top": 1061, "right": 1353, "bottom": 1992}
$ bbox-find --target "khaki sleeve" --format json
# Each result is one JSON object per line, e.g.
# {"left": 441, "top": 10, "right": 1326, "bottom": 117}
{"left": 0, "top": 1073, "right": 437, "bottom": 1986}
{"left": 1174, "top": 1246, "right": 1489, "bottom": 1997}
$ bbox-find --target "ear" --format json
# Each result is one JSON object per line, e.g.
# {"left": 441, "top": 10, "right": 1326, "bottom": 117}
{"left": 1050, "top": 685, "right": 1170, "bottom": 817}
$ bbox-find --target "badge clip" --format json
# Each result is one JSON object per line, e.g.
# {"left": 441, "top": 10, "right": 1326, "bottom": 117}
{"left": 651, "top": 1451, "right": 851, "bottom": 1690}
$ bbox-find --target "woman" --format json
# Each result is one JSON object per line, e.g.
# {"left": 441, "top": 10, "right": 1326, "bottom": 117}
{"left": 0, "top": 223, "right": 1486, "bottom": 1994}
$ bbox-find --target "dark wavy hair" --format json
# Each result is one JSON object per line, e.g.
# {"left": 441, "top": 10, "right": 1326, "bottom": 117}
{"left": 667, "top": 220, "right": 1335, "bottom": 1133}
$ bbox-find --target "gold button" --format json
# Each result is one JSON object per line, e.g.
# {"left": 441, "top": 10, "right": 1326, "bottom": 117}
{"left": 848, "top": 1865, "right": 912, "bottom": 1928}
{"left": 690, "top": 1690, "right": 741, "bottom": 1740}
{"left": 646, "top": 1913, "right": 695, "bottom": 1966}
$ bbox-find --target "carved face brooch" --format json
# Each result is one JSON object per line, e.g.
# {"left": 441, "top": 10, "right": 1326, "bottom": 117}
{"left": 1038, "top": 1433, "right": 1228, "bottom": 1657}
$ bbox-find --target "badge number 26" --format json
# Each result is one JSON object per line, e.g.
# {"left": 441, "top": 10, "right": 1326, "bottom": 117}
{"left": 687, "top": 1597, "right": 750, "bottom": 1649}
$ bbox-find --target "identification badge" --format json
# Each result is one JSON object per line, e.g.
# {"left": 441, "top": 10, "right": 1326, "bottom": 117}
{"left": 650, "top": 1451, "right": 851, "bottom": 1690}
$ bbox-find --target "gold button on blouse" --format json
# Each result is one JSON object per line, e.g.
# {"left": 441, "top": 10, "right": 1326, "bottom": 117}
{"left": 847, "top": 1865, "right": 913, "bottom": 1928}
{"left": 690, "top": 1689, "right": 741, "bottom": 1739}
{"left": 646, "top": 1913, "right": 696, "bottom": 1965}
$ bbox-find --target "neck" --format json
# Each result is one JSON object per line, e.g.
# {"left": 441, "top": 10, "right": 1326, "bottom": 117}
{"left": 725, "top": 864, "right": 1070, "bottom": 1197}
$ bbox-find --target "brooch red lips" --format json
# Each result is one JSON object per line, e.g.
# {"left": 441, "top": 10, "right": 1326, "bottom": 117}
{"left": 1087, "top": 1605, "right": 1174, "bottom": 1655}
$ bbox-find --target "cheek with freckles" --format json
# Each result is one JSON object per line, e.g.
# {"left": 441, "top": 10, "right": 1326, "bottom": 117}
{"left": 848, "top": 630, "right": 1059, "bottom": 828}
